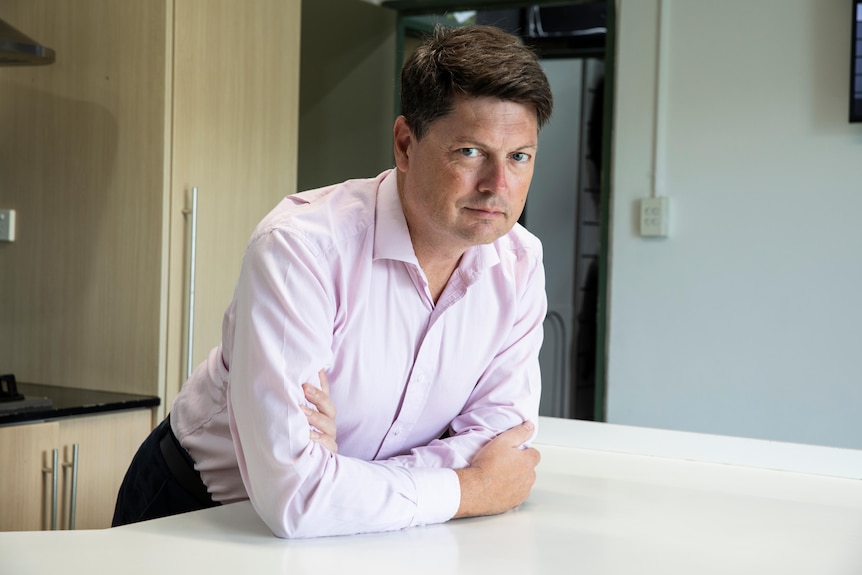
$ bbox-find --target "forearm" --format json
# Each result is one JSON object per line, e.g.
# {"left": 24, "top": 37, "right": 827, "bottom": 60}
{"left": 236, "top": 440, "right": 459, "bottom": 538}
{"left": 230, "top": 360, "right": 461, "bottom": 537}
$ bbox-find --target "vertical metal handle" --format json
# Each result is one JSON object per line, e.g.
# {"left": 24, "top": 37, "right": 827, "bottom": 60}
{"left": 42, "top": 448, "right": 58, "bottom": 530}
{"left": 62, "top": 444, "right": 79, "bottom": 530}
{"left": 182, "top": 186, "right": 199, "bottom": 380}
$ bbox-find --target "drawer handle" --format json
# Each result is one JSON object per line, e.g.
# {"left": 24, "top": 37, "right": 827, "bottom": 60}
{"left": 62, "top": 444, "right": 79, "bottom": 529}
{"left": 42, "top": 448, "right": 58, "bottom": 530}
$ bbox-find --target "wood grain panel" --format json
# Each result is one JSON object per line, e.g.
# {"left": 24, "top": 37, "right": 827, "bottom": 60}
{"left": 58, "top": 409, "right": 153, "bottom": 529}
{"left": 0, "top": 1, "right": 168, "bottom": 396}
{"left": 0, "top": 0, "right": 300, "bottom": 410}
{"left": 0, "top": 421, "right": 58, "bottom": 531}
{"left": 164, "top": 0, "right": 300, "bottom": 407}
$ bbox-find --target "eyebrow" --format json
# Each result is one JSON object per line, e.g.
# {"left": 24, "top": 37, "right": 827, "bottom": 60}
{"left": 457, "top": 139, "right": 538, "bottom": 152}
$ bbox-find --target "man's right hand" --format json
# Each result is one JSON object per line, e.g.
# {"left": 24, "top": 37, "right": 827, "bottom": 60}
{"left": 453, "top": 421, "right": 540, "bottom": 518}
{"left": 302, "top": 370, "right": 338, "bottom": 454}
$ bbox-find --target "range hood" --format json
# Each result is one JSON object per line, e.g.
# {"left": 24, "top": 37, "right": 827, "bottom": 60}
{"left": 0, "top": 18, "right": 55, "bottom": 66}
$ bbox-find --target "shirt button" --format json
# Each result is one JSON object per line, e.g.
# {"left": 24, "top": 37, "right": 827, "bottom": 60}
{"left": 393, "top": 428, "right": 402, "bottom": 436}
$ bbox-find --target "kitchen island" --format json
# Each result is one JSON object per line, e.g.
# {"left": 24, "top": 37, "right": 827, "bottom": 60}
{"left": 1, "top": 417, "right": 861, "bottom": 574}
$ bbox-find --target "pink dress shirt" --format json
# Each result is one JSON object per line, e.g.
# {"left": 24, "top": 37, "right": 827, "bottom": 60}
{"left": 170, "top": 169, "right": 546, "bottom": 538}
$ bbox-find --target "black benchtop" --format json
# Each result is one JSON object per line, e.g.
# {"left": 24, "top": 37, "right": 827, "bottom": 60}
{"left": 0, "top": 382, "right": 160, "bottom": 425}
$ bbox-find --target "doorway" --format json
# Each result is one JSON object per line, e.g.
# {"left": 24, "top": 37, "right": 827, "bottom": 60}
{"left": 385, "top": 1, "right": 614, "bottom": 421}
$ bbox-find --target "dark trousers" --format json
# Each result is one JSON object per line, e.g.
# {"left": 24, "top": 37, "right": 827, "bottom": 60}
{"left": 112, "top": 414, "right": 219, "bottom": 527}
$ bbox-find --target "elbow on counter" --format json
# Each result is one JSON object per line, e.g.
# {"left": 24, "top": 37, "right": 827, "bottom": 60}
{"left": 255, "top": 499, "right": 414, "bottom": 540}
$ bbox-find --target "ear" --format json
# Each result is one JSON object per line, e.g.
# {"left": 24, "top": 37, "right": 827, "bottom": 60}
{"left": 393, "top": 115, "right": 413, "bottom": 172}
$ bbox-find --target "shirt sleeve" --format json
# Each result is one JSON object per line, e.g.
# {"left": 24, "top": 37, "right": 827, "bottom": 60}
{"left": 227, "top": 230, "right": 459, "bottom": 539}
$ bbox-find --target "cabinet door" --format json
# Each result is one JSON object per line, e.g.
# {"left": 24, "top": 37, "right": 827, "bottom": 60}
{"left": 0, "top": 0, "right": 168, "bottom": 398}
{"left": 57, "top": 409, "right": 154, "bottom": 530}
{"left": 0, "top": 422, "right": 59, "bottom": 531}
{"left": 164, "top": 0, "right": 301, "bottom": 408}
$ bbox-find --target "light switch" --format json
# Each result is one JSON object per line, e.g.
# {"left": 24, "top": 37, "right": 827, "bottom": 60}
{"left": 640, "top": 197, "right": 669, "bottom": 237}
{"left": 0, "top": 209, "right": 15, "bottom": 242}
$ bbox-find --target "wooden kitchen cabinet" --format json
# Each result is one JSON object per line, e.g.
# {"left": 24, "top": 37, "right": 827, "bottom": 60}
{"left": 0, "top": 1, "right": 300, "bottom": 411}
{"left": 0, "top": 0, "right": 299, "bottom": 530}
{"left": 164, "top": 0, "right": 302, "bottom": 410}
{"left": 0, "top": 421, "right": 56, "bottom": 531}
{"left": 0, "top": 409, "right": 153, "bottom": 532}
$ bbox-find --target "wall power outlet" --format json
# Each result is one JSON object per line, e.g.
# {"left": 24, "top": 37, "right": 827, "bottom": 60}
{"left": 640, "top": 197, "right": 669, "bottom": 237}
{"left": 0, "top": 209, "right": 16, "bottom": 242}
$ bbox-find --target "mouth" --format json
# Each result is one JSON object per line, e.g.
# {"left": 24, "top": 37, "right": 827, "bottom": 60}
{"left": 465, "top": 206, "right": 505, "bottom": 217}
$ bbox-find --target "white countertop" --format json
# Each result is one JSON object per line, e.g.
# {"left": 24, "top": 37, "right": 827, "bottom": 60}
{"left": 2, "top": 418, "right": 862, "bottom": 574}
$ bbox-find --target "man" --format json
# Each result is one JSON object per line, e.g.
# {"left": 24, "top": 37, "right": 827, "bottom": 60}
{"left": 113, "top": 24, "right": 554, "bottom": 539}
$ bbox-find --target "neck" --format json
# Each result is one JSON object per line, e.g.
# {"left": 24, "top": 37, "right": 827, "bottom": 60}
{"left": 397, "top": 171, "right": 466, "bottom": 302}
{"left": 409, "top": 225, "right": 466, "bottom": 304}
{"left": 421, "top": 255, "right": 461, "bottom": 304}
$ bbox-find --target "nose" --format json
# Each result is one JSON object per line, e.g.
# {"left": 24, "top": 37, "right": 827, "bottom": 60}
{"left": 478, "top": 157, "right": 509, "bottom": 194}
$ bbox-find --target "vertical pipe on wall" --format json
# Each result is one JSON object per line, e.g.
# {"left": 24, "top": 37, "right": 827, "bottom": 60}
{"left": 652, "top": 0, "right": 670, "bottom": 198}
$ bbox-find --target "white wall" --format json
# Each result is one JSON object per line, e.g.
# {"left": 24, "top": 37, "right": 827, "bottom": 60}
{"left": 607, "top": 0, "right": 862, "bottom": 449}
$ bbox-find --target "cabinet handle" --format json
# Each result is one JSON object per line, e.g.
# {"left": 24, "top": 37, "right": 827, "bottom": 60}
{"left": 62, "top": 444, "right": 79, "bottom": 530}
{"left": 42, "top": 448, "right": 58, "bottom": 530}
{"left": 182, "top": 186, "right": 199, "bottom": 380}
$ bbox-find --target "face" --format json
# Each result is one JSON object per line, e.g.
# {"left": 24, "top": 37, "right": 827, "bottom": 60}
{"left": 394, "top": 95, "right": 538, "bottom": 260}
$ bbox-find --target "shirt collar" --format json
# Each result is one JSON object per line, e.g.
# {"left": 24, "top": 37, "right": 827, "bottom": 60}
{"left": 373, "top": 170, "right": 416, "bottom": 263}
{"left": 373, "top": 169, "right": 501, "bottom": 277}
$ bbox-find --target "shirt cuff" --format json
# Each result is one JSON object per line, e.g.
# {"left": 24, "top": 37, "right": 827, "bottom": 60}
{"left": 408, "top": 467, "right": 461, "bottom": 527}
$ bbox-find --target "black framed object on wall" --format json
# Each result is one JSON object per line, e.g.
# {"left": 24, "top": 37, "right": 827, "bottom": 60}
{"left": 852, "top": 0, "right": 862, "bottom": 122}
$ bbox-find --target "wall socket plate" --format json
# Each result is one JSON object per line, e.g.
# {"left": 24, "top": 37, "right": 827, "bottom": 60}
{"left": 0, "top": 209, "right": 16, "bottom": 242}
{"left": 640, "top": 197, "right": 669, "bottom": 237}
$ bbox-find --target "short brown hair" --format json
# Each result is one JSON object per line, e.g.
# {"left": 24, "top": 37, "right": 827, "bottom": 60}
{"left": 400, "top": 25, "right": 553, "bottom": 139}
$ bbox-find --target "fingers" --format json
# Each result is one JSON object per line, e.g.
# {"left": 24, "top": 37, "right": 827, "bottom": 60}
{"left": 308, "top": 426, "right": 338, "bottom": 453}
{"left": 502, "top": 421, "right": 540, "bottom": 468}
{"left": 317, "top": 369, "right": 330, "bottom": 397}
{"left": 313, "top": 370, "right": 335, "bottom": 419}
{"left": 484, "top": 422, "right": 541, "bottom": 470}
{"left": 302, "top": 385, "right": 336, "bottom": 436}
{"left": 496, "top": 420, "right": 536, "bottom": 447}
{"left": 453, "top": 422, "right": 541, "bottom": 519}
{"left": 303, "top": 371, "right": 338, "bottom": 454}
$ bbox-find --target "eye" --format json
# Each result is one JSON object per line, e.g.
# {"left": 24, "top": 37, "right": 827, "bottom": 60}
{"left": 511, "top": 151, "right": 531, "bottom": 163}
{"left": 459, "top": 148, "right": 480, "bottom": 158}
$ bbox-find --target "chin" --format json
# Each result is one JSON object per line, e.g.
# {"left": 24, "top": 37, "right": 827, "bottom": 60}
{"left": 468, "top": 228, "right": 509, "bottom": 246}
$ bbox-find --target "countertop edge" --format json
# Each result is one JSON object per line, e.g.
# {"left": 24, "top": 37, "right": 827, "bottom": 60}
{"left": 0, "top": 382, "right": 160, "bottom": 426}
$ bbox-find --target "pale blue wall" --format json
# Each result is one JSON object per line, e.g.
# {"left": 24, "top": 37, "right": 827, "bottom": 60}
{"left": 607, "top": 0, "right": 862, "bottom": 449}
